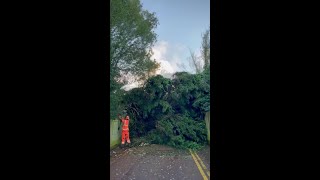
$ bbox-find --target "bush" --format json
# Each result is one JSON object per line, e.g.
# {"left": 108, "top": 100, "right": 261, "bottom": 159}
{"left": 146, "top": 114, "right": 207, "bottom": 150}
{"left": 120, "top": 71, "right": 210, "bottom": 150}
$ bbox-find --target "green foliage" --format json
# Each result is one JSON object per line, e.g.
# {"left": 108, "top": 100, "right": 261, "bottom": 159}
{"left": 109, "top": 5, "right": 210, "bottom": 149}
{"left": 147, "top": 114, "right": 207, "bottom": 150}
{"left": 110, "top": 0, "right": 159, "bottom": 81}
{"left": 110, "top": 88, "right": 126, "bottom": 120}
{"left": 122, "top": 70, "right": 210, "bottom": 149}
{"left": 110, "top": 0, "right": 159, "bottom": 120}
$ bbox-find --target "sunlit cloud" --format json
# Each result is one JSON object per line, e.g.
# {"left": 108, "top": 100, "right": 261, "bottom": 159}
{"left": 151, "top": 40, "right": 191, "bottom": 75}
{"left": 122, "top": 40, "right": 193, "bottom": 91}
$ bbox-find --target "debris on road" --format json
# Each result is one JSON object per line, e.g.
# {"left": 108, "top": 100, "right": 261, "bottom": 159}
{"left": 139, "top": 142, "right": 149, "bottom": 146}
{"left": 110, "top": 144, "right": 210, "bottom": 180}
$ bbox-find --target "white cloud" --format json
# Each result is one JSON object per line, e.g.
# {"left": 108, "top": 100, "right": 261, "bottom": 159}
{"left": 121, "top": 40, "right": 192, "bottom": 91}
{"left": 151, "top": 40, "right": 190, "bottom": 75}
{"left": 152, "top": 41, "right": 168, "bottom": 61}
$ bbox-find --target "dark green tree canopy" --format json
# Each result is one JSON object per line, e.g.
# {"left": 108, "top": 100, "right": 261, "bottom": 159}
{"left": 122, "top": 70, "right": 210, "bottom": 149}
{"left": 111, "top": 0, "right": 159, "bottom": 84}
{"left": 110, "top": 0, "right": 160, "bottom": 119}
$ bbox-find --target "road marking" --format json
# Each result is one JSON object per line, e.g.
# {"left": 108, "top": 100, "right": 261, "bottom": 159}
{"left": 194, "top": 151, "right": 210, "bottom": 177}
{"left": 189, "top": 149, "right": 208, "bottom": 180}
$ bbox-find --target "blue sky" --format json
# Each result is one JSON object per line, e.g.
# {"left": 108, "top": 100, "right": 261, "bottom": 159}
{"left": 141, "top": 0, "right": 210, "bottom": 74}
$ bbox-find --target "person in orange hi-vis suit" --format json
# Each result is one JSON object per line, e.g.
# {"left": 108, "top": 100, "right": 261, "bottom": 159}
{"left": 118, "top": 114, "right": 131, "bottom": 147}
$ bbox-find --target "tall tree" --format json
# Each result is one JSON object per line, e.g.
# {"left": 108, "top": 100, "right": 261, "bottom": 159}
{"left": 110, "top": 0, "right": 160, "bottom": 119}
{"left": 188, "top": 27, "right": 210, "bottom": 74}
{"left": 110, "top": 0, "right": 159, "bottom": 85}
{"left": 201, "top": 28, "right": 210, "bottom": 71}
{"left": 188, "top": 48, "right": 203, "bottom": 74}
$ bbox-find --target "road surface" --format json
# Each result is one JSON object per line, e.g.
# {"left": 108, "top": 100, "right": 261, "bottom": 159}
{"left": 110, "top": 144, "right": 210, "bottom": 180}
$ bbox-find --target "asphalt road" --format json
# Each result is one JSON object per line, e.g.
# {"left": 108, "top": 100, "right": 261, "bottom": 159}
{"left": 110, "top": 144, "right": 210, "bottom": 180}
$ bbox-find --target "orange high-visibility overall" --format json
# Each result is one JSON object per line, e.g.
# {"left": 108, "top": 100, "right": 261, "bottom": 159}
{"left": 121, "top": 118, "right": 130, "bottom": 144}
